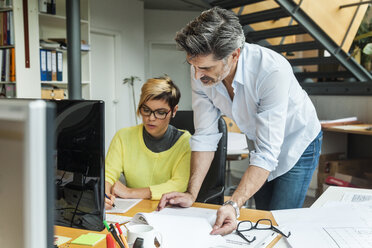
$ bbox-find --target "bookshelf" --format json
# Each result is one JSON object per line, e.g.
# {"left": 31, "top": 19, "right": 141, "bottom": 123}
{"left": 38, "top": 0, "right": 91, "bottom": 99}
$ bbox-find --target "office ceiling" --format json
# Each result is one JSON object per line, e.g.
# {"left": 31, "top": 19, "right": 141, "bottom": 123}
{"left": 143, "top": 0, "right": 210, "bottom": 11}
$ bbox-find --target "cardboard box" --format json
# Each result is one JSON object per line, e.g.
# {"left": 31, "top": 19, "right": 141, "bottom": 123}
{"left": 41, "top": 89, "right": 65, "bottom": 99}
{"left": 316, "top": 153, "right": 372, "bottom": 197}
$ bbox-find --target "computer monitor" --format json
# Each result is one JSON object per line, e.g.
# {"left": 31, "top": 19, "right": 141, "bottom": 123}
{"left": 0, "top": 99, "right": 55, "bottom": 248}
{"left": 52, "top": 100, "right": 105, "bottom": 231}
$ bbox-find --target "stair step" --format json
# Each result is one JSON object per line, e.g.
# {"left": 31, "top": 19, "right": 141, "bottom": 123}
{"left": 239, "top": 7, "right": 289, "bottom": 25}
{"left": 288, "top": 57, "right": 338, "bottom": 66}
{"left": 265, "top": 41, "right": 322, "bottom": 53}
{"left": 210, "top": 0, "right": 264, "bottom": 9}
{"left": 295, "top": 71, "right": 353, "bottom": 80}
{"left": 245, "top": 25, "right": 306, "bottom": 42}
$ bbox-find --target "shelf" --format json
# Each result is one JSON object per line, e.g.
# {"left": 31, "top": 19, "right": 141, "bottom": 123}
{"left": 0, "top": 81, "right": 16, "bottom": 84}
{"left": 39, "top": 13, "right": 89, "bottom": 26}
{"left": 41, "top": 81, "right": 90, "bottom": 86}
{"left": 0, "top": 7, "right": 13, "bottom": 12}
{"left": 0, "top": 45, "right": 14, "bottom": 49}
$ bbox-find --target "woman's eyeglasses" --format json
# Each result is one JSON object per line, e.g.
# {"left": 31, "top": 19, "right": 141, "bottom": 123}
{"left": 140, "top": 105, "right": 171, "bottom": 120}
{"left": 236, "top": 219, "right": 291, "bottom": 244}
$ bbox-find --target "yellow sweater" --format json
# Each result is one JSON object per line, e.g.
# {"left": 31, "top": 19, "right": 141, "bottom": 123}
{"left": 105, "top": 124, "right": 191, "bottom": 200}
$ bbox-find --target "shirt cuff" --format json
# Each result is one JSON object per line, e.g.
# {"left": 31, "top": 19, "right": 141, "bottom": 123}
{"left": 190, "top": 133, "right": 222, "bottom": 151}
{"left": 249, "top": 151, "right": 278, "bottom": 172}
{"left": 105, "top": 176, "right": 116, "bottom": 186}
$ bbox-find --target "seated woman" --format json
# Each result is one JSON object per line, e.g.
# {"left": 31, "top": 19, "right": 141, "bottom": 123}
{"left": 105, "top": 76, "right": 191, "bottom": 209}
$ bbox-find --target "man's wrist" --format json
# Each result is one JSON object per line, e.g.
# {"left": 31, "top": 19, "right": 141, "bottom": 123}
{"left": 223, "top": 200, "right": 240, "bottom": 218}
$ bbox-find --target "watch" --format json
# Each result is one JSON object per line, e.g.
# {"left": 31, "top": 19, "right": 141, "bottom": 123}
{"left": 223, "top": 200, "right": 240, "bottom": 218}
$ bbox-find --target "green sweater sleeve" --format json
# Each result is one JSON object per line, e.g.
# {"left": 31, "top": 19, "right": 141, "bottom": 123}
{"left": 105, "top": 132, "right": 124, "bottom": 185}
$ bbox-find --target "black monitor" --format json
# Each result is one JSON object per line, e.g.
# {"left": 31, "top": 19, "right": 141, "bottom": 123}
{"left": 52, "top": 100, "right": 105, "bottom": 231}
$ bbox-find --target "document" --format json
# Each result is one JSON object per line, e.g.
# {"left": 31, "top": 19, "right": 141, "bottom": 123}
{"left": 342, "top": 192, "right": 372, "bottom": 202}
{"left": 105, "top": 214, "right": 132, "bottom": 224}
{"left": 105, "top": 198, "right": 141, "bottom": 214}
{"left": 227, "top": 132, "right": 248, "bottom": 152}
{"left": 131, "top": 207, "right": 278, "bottom": 248}
{"left": 272, "top": 204, "right": 370, "bottom": 248}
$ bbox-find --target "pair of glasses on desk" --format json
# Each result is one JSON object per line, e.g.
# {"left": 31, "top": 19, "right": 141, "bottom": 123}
{"left": 236, "top": 219, "right": 291, "bottom": 243}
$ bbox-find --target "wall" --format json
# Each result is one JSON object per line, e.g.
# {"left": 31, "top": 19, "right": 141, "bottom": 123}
{"left": 90, "top": 0, "right": 145, "bottom": 128}
{"left": 144, "top": 9, "right": 201, "bottom": 110}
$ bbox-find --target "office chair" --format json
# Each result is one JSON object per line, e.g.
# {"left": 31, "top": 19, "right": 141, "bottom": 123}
{"left": 170, "top": 110, "right": 227, "bottom": 205}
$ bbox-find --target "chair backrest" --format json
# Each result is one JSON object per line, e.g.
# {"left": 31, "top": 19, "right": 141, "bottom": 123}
{"left": 170, "top": 110, "right": 227, "bottom": 205}
{"left": 222, "top": 116, "right": 241, "bottom": 133}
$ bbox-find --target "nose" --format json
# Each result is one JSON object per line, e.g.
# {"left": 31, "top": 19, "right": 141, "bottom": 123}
{"left": 194, "top": 68, "right": 204, "bottom": 80}
{"left": 149, "top": 112, "right": 156, "bottom": 121}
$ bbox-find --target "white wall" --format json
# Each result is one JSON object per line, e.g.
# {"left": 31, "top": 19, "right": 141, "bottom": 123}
{"left": 144, "top": 9, "right": 201, "bottom": 110}
{"left": 91, "top": 0, "right": 145, "bottom": 128}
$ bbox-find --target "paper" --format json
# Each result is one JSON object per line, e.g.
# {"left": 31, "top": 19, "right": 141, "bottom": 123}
{"left": 272, "top": 205, "right": 370, "bottom": 248}
{"left": 319, "top": 117, "right": 357, "bottom": 124}
{"left": 54, "top": 235, "right": 71, "bottom": 246}
{"left": 323, "top": 227, "right": 372, "bottom": 248}
{"left": 331, "top": 125, "right": 369, "bottom": 130}
{"left": 342, "top": 192, "right": 372, "bottom": 202}
{"left": 105, "top": 198, "right": 141, "bottom": 214}
{"left": 71, "top": 233, "right": 106, "bottom": 246}
{"left": 227, "top": 132, "right": 248, "bottom": 152}
{"left": 106, "top": 213, "right": 132, "bottom": 224}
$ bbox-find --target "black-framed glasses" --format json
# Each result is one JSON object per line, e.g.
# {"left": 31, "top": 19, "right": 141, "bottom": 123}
{"left": 236, "top": 219, "right": 291, "bottom": 244}
{"left": 140, "top": 105, "right": 171, "bottom": 120}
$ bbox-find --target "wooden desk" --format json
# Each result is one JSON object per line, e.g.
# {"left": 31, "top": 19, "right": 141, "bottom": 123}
{"left": 55, "top": 200, "right": 280, "bottom": 248}
{"left": 322, "top": 124, "right": 372, "bottom": 136}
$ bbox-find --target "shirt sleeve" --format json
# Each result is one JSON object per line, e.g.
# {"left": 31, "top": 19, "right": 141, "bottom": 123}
{"left": 249, "top": 65, "right": 291, "bottom": 172}
{"left": 190, "top": 67, "right": 222, "bottom": 151}
{"left": 149, "top": 147, "right": 191, "bottom": 200}
{"left": 105, "top": 132, "right": 124, "bottom": 185}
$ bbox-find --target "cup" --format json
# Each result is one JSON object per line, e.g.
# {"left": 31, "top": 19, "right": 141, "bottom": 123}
{"left": 127, "top": 224, "right": 162, "bottom": 248}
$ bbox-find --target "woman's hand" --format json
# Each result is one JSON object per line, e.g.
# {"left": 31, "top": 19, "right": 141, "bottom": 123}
{"left": 105, "top": 193, "right": 116, "bottom": 210}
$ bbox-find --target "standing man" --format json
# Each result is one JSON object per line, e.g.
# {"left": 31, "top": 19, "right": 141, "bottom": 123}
{"left": 157, "top": 7, "right": 322, "bottom": 235}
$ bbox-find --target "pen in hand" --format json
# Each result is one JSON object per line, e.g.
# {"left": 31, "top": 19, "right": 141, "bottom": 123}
{"left": 105, "top": 193, "right": 116, "bottom": 208}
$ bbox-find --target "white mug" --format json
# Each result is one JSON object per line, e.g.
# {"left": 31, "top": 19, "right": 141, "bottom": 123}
{"left": 127, "top": 224, "right": 162, "bottom": 248}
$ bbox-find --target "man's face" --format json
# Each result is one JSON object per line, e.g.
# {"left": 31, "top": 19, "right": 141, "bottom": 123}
{"left": 187, "top": 53, "right": 233, "bottom": 87}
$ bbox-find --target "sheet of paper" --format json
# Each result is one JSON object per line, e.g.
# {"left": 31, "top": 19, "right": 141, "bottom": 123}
{"left": 331, "top": 125, "right": 369, "bottom": 130}
{"left": 342, "top": 192, "right": 372, "bottom": 202}
{"left": 272, "top": 205, "right": 369, "bottom": 248}
{"left": 319, "top": 117, "right": 357, "bottom": 124}
{"left": 227, "top": 132, "right": 248, "bottom": 152}
{"left": 54, "top": 235, "right": 71, "bottom": 246}
{"left": 158, "top": 207, "right": 217, "bottom": 226}
{"left": 105, "top": 213, "right": 132, "bottom": 224}
{"left": 105, "top": 198, "right": 141, "bottom": 214}
{"left": 323, "top": 227, "right": 372, "bottom": 248}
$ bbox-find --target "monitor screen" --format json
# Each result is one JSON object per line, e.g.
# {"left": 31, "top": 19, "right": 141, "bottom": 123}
{"left": 0, "top": 99, "right": 55, "bottom": 248}
{"left": 52, "top": 100, "right": 105, "bottom": 231}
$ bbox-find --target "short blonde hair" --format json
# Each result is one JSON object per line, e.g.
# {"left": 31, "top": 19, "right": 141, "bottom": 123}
{"left": 137, "top": 76, "right": 181, "bottom": 116}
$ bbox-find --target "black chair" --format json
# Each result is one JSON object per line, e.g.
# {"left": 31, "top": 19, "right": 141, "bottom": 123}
{"left": 170, "top": 110, "right": 227, "bottom": 205}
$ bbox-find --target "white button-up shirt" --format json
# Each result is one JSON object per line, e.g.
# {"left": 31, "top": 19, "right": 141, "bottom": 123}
{"left": 190, "top": 43, "right": 321, "bottom": 181}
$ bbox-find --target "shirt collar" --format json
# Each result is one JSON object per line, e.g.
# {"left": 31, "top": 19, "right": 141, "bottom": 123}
{"left": 232, "top": 50, "right": 244, "bottom": 86}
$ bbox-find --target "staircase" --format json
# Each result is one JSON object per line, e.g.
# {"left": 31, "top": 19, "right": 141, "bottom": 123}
{"left": 203, "top": 0, "right": 372, "bottom": 83}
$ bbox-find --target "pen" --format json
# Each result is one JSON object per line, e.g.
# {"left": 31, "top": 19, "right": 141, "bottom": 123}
{"left": 105, "top": 193, "right": 116, "bottom": 208}
{"left": 115, "top": 223, "right": 130, "bottom": 248}
{"left": 109, "top": 223, "right": 125, "bottom": 248}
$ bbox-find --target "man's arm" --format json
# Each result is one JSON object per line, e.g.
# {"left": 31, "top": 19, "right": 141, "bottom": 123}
{"left": 157, "top": 151, "right": 214, "bottom": 210}
{"left": 211, "top": 165, "right": 269, "bottom": 235}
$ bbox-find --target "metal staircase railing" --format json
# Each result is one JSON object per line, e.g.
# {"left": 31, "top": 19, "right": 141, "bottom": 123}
{"left": 203, "top": 0, "right": 372, "bottom": 83}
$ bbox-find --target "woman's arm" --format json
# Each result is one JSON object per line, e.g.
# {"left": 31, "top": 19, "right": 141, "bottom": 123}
{"left": 111, "top": 181, "right": 151, "bottom": 199}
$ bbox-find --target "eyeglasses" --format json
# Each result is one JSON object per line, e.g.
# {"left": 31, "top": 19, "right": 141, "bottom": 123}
{"left": 140, "top": 105, "right": 171, "bottom": 120}
{"left": 236, "top": 219, "right": 291, "bottom": 244}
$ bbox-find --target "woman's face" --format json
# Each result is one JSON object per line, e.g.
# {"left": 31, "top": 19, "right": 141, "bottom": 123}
{"left": 140, "top": 99, "right": 176, "bottom": 138}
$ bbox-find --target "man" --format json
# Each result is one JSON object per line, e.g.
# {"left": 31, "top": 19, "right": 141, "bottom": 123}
{"left": 157, "top": 7, "right": 322, "bottom": 235}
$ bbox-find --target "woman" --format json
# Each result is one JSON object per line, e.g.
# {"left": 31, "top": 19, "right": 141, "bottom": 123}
{"left": 105, "top": 76, "right": 191, "bottom": 209}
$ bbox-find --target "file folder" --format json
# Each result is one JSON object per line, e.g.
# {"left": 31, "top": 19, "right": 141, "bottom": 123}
{"left": 57, "top": 51, "right": 63, "bottom": 81}
{"left": 40, "top": 49, "right": 47, "bottom": 81}
{"left": 46, "top": 50, "right": 52, "bottom": 81}
{"left": 51, "top": 50, "right": 56, "bottom": 81}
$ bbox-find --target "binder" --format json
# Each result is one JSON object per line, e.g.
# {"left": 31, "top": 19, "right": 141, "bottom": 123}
{"left": 39, "top": 0, "right": 47, "bottom": 13}
{"left": 3, "top": 11, "right": 7, "bottom": 46}
{"left": 46, "top": 50, "right": 52, "bottom": 81}
{"left": 40, "top": 49, "right": 47, "bottom": 81}
{"left": 0, "top": 50, "right": 3, "bottom": 81}
{"left": 9, "top": 48, "right": 15, "bottom": 82}
{"left": 51, "top": 50, "right": 56, "bottom": 81}
{"left": 1, "top": 49, "right": 5, "bottom": 81}
{"left": 5, "top": 48, "right": 10, "bottom": 82}
{"left": 56, "top": 51, "right": 63, "bottom": 81}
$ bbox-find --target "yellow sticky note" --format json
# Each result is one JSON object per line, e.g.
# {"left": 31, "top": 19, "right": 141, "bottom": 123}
{"left": 71, "top": 233, "right": 106, "bottom": 246}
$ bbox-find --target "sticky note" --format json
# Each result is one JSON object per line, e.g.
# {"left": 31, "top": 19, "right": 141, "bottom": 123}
{"left": 71, "top": 233, "right": 106, "bottom": 246}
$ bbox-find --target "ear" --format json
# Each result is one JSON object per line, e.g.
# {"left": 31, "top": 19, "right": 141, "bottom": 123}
{"left": 231, "top": 48, "right": 241, "bottom": 62}
{"left": 172, "top": 105, "right": 179, "bottom": 118}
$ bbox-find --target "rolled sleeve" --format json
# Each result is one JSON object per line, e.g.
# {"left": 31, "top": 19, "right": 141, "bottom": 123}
{"left": 250, "top": 67, "right": 290, "bottom": 172}
{"left": 190, "top": 133, "right": 223, "bottom": 151}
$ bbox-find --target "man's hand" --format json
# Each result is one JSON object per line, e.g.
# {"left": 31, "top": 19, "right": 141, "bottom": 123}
{"left": 105, "top": 193, "right": 116, "bottom": 210}
{"left": 210, "top": 204, "right": 238, "bottom": 235}
{"left": 156, "top": 192, "right": 195, "bottom": 211}
{"left": 111, "top": 181, "right": 129, "bottom": 198}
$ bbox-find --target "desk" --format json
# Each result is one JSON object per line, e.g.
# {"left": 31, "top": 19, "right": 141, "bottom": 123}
{"left": 322, "top": 124, "right": 372, "bottom": 136}
{"left": 55, "top": 200, "right": 280, "bottom": 248}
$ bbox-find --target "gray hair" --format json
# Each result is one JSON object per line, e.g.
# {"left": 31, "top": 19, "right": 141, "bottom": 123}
{"left": 175, "top": 7, "right": 245, "bottom": 60}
